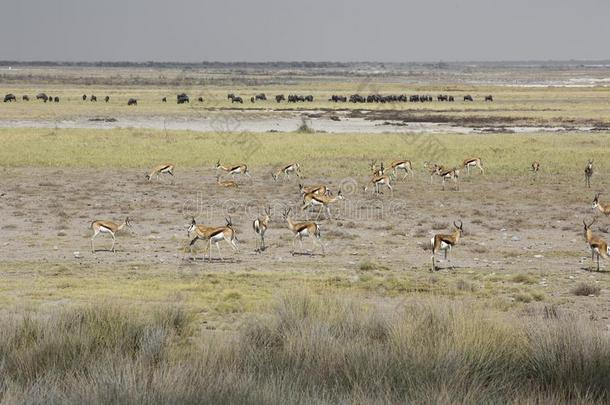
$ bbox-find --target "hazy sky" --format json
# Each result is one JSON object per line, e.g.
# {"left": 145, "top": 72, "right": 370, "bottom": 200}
{"left": 1, "top": 0, "right": 609, "bottom": 62}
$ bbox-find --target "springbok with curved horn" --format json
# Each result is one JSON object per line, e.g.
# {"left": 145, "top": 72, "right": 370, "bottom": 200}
{"left": 592, "top": 193, "right": 610, "bottom": 217}
{"left": 272, "top": 163, "right": 301, "bottom": 181}
{"left": 90, "top": 217, "right": 132, "bottom": 253}
{"left": 301, "top": 190, "right": 344, "bottom": 220}
{"left": 188, "top": 217, "right": 238, "bottom": 262}
{"left": 462, "top": 157, "right": 484, "bottom": 175}
{"left": 282, "top": 207, "right": 325, "bottom": 255}
{"left": 431, "top": 220, "right": 464, "bottom": 271}
{"left": 583, "top": 218, "right": 609, "bottom": 271}
{"left": 390, "top": 159, "right": 414, "bottom": 180}
{"left": 145, "top": 163, "right": 175, "bottom": 181}
{"left": 585, "top": 160, "right": 593, "bottom": 188}
{"left": 216, "top": 160, "right": 250, "bottom": 180}
{"left": 253, "top": 207, "right": 271, "bottom": 252}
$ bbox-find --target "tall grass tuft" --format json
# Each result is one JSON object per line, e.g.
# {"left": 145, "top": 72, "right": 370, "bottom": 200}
{"left": 0, "top": 294, "right": 608, "bottom": 404}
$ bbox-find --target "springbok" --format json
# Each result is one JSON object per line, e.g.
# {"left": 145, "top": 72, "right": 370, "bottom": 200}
{"left": 90, "top": 217, "right": 132, "bottom": 253}
{"left": 431, "top": 220, "right": 464, "bottom": 271}
{"left": 253, "top": 207, "right": 271, "bottom": 252}
{"left": 583, "top": 218, "right": 609, "bottom": 271}
{"left": 282, "top": 208, "right": 325, "bottom": 256}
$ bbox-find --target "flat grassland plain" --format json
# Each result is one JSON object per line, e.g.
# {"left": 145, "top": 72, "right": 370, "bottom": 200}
{"left": 0, "top": 62, "right": 609, "bottom": 404}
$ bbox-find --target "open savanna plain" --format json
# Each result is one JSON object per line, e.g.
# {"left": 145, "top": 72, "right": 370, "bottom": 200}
{"left": 0, "top": 63, "right": 608, "bottom": 404}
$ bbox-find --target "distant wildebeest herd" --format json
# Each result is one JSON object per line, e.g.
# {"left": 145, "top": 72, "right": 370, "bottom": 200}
{"left": 3, "top": 91, "right": 494, "bottom": 105}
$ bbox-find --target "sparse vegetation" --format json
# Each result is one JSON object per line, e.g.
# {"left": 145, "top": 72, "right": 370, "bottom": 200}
{"left": 0, "top": 293, "right": 608, "bottom": 404}
{"left": 572, "top": 282, "right": 602, "bottom": 296}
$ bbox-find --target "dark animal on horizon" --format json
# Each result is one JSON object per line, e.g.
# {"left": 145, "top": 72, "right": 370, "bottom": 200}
{"left": 485, "top": 95, "right": 493, "bottom": 102}
{"left": 3, "top": 93, "right": 16, "bottom": 102}
{"left": 464, "top": 95, "right": 474, "bottom": 102}
{"left": 54, "top": 96, "right": 59, "bottom": 103}
{"left": 251, "top": 96, "right": 255, "bottom": 103}
{"left": 255, "top": 93, "right": 266, "bottom": 101}
{"left": 128, "top": 98, "right": 137, "bottom": 106}
{"left": 90, "top": 95, "right": 97, "bottom": 102}
{"left": 448, "top": 96, "right": 455, "bottom": 102}
{"left": 105, "top": 96, "right": 110, "bottom": 103}
{"left": 82, "top": 94, "right": 87, "bottom": 101}
{"left": 227, "top": 93, "right": 235, "bottom": 100}
{"left": 22, "top": 95, "right": 29, "bottom": 101}
{"left": 275, "top": 94, "right": 285, "bottom": 102}
{"left": 231, "top": 96, "right": 243, "bottom": 104}
{"left": 162, "top": 97, "right": 167, "bottom": 103}
{"left": 197, "top": 96, "right": 204, "bottom": 102}
{"left": 36, "top": 93, "right": 48, "bottom": 102}
{"left": 177, "top": 93, "right": 189, "bottom": 104}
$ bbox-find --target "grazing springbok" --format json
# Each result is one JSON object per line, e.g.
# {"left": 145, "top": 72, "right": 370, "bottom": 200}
{"left": 462, "top": 157, "right": 484, "bottom": 175}
{"left": 252, "top": 207, "right": 271, "bottom": 252}
{"left": 216, "top": 160, "right": 250, "bottom": 180}
{"left": 431, "top": 220, "right": 464, "bottom": 271}
{"left": 585, "top": 160, "right": 593, "bottom": 188}
{"left": 272, "top": 163, "right": 301, "bottom": 181}
{"left": 592, "top": 193, "right": 610, "bottom": 217}
{"left": 188, "top": 217, "right": 238, "bottom": 262}
{"left": 302, "top": 190, "right": 344, "bottom": 220}
{"left": 437, "top": 167, "right": 460, "bottom": 191}
{"left": 583, "top": 218, "right": 609, "bottom": 271}
{"left": 282, "top": 207, "right": 325, "bottom": 255}
{"left": 145, "top": 163, "right": 175, "bottom": 181}
{"left": 90, "top": 217, "right": 132, "bottom": 253}
{"left": 364, "top": 174, "right": 393, "bottom": 195}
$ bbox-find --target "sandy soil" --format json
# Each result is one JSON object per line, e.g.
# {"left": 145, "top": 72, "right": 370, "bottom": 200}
{"left": 0, "top": 167, "right": 606, "bottom": 274}
{"left": 0, "top": 113, "right": 597, "bottom": 134}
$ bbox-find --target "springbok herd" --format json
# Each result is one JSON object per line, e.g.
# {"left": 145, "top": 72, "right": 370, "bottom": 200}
{"left": 89, "top": 157, "right": 609, "bottom": 272}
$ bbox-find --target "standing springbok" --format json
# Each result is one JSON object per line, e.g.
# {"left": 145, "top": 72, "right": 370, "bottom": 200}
{"left": 216, "top": 160, "right": 250, "bottom": 180}
{"left": 462, "top": 157, "right": 484, "bottom": 175}
{"left": 253, "top": 207, "right": 271, "bottom": 252}
{"left": 431, "top": 220, "right": 464, "bottom": 271}
{"left": 364, "top": 174, "right": 393, "bottom": 195}
{"left": 90, "top": 217, "right": 132, "bottom": 253}
{"left": 272, "top": 163, "right": 301, "bottom": 181}
{"left": 301, "top": 190, "right": 344, "bottom": 220}
{"left": 531, "top": 161, "right": 540, "bottom": 173}
{"left": 145, "top": 163, "right": 175, "bottom": 181}
{"left": 282, "top": 207, "right": 325, "bottom": 255}
{"left": 188, "top": 217, "right": 238, "bottom": 262}
{"left": 390, "top": 160, "right": 414, "bottom": 180}
{"left": 585, "top": 160, "right": 593, "bottom": 188}
{"left": 592, "top": 193, "right": 610, "bottom": 217}
{"left": 583, "top": 218, "right": 609, "bottom": 271}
